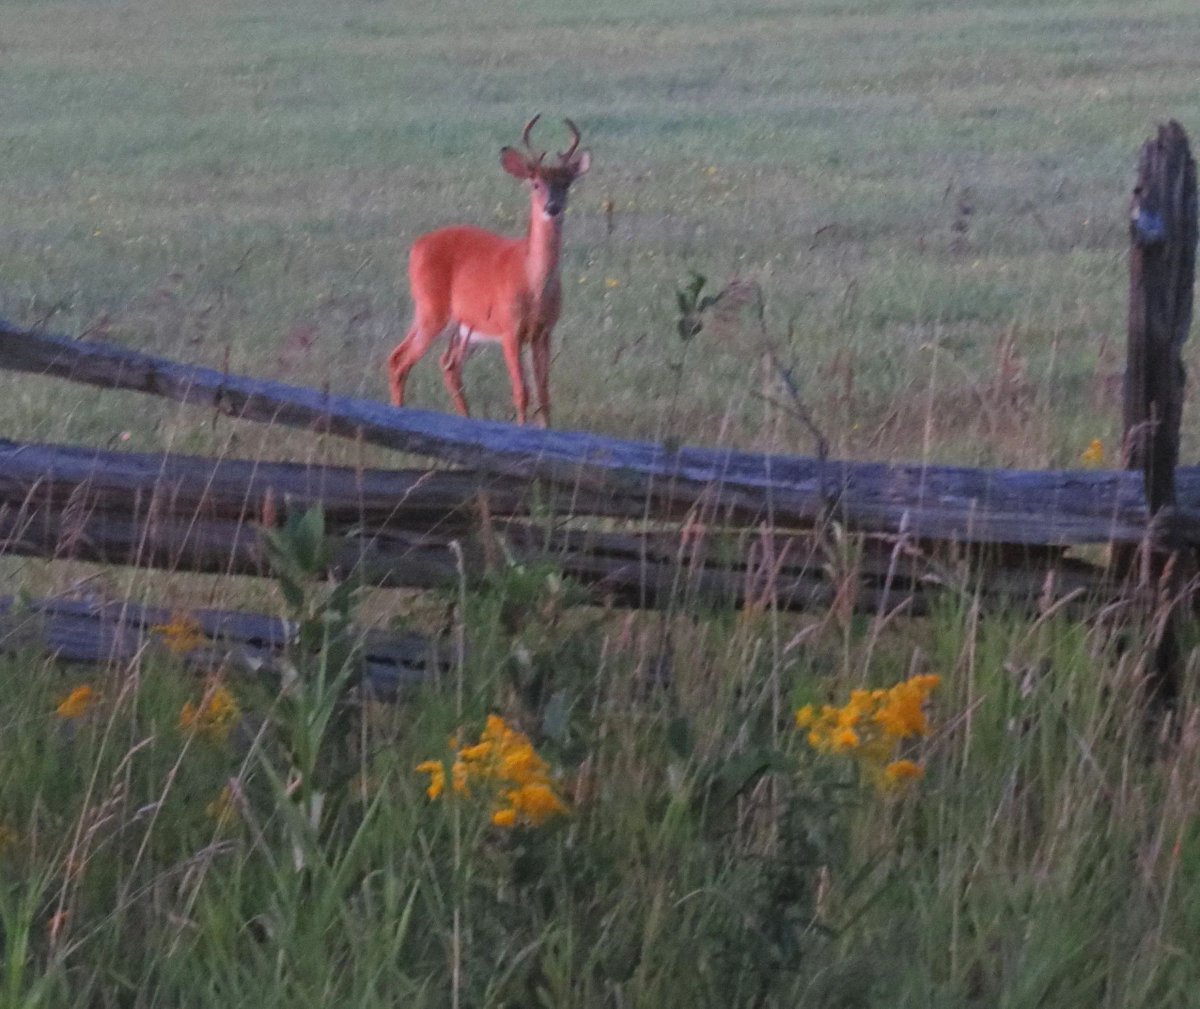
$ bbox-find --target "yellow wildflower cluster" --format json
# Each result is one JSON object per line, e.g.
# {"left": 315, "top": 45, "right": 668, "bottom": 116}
{"left": 1080, "top": 438, "right": 1105, "bottom": 468}
{"left": 795, "top": 674, "right": 940, "bottom": 790}
{"left": 153, "top": 612, "right": 207, "bottom": 655}
{"left": 179, "top": 684, "right": 240, "bottom": 743}
{"left": 56, "top": 684, "right": 97, "bottom": 720}
{"left": 417, "top": 715, "right": 569, "bottom": 828}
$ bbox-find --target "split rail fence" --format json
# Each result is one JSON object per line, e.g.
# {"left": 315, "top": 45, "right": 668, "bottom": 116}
{"left": 0, "top": 121, "right": 1195, "bottom": 692}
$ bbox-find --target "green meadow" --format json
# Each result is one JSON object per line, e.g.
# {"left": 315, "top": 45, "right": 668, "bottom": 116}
{"left": 2, "top": 0, "right": 1200, "bottom": 1004}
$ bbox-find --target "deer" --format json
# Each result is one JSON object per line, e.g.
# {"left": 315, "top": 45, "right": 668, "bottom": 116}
{"left": 386, "top": 115, "right": 591, "bottom": 427}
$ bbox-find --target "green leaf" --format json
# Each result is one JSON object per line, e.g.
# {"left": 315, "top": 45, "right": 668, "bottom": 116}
{"left": 327, "top": 579, "right": 358, "bottom": 621}
{"left": 709, "top": 747, "right": 791, "bottom": 807}
{"left": 276, "top": 572, "right": 306, "bottom": 612}
{"left": 293, "top": 507, "right": 327, "bottom": 573}
{"left": 666, "top": 716, "right": 693, "bottom": 759}
{"left": 298, "top": 619, "right": 325, "bottom": 655}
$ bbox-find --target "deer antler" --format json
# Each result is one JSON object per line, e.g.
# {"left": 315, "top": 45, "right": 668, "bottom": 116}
{"left": 560, "top": 118, "right": 581, "bottom": 162}
{"left": 522, "top": 114, "right": 546, "bottom": 165}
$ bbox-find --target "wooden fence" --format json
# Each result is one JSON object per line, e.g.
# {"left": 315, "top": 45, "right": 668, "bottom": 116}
{"left": 0, "top": 121, "right": 1195, "bottom": 688}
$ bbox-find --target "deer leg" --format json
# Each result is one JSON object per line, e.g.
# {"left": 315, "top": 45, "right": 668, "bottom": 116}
{"left": 387, "top": 320, "right": 441, "bottom": 407}
{"left": 531, "top": 329, "right": 552, "bottom": 428}
{"left": 438, "top": 329, "right": 471, "bottom": 417}
{"left": 501, "top": 336, "right": 530, "bottom": 425}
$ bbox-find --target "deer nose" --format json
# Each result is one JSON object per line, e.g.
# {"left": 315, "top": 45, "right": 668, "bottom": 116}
{"left": 544, "top": 197, "right": 565, "bottom": 217}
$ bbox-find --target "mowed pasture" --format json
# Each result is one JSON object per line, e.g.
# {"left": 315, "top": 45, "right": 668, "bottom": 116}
{"left": 3, "top": 0, "right": 1200, "bottom": 1006}
{"left": 2, "top": 0, "right": 1198, "bottom": 462}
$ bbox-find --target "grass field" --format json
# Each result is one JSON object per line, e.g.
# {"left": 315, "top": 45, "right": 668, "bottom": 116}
{"left": 3, "top": 0, "right": 1200, "bottom": 1005}
{"left": 2, "top": 0, "right": 1199, "bottom": 463}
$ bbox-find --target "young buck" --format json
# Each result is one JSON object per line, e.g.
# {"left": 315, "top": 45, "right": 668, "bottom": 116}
{"left": 386, "top": 115, "right": 591, "bottom": 426}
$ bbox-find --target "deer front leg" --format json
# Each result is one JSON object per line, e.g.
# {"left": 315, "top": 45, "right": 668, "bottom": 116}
{"left": 438, "top": 331, "right": 472, "bottom": 417}
{"left": 531, "top": 329, "right": 552, "bottom": 428}
{"left": 501, "top": 335, "right": 530, "bottom": 424}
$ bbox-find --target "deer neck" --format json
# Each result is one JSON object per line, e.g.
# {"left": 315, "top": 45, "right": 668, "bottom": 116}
{"left": 524, "top": 200, "right": 564, "bottom": 297}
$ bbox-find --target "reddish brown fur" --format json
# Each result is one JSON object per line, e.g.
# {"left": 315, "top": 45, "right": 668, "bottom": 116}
{"left": 386, "top": 117, "right": 590, "bottom": 426}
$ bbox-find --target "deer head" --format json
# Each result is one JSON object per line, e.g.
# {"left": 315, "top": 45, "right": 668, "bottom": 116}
{"left": 500, "top": 115, "right": 591, "bottom": 219}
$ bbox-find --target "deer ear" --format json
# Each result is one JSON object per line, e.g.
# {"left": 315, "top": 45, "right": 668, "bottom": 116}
{"left": 500, "top": 147, "right": 532, "bottom": 179}
{"left": 571, "top": 149, "right": 591, "bottom": 177}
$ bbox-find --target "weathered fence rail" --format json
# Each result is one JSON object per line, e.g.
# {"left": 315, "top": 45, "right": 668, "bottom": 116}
{"left": 2, "top": 324, "right": 1194, "bottom": 547}
{"left": 0, "top": 437, "right": 1134, "bottom": 615}
{"left": 8, "top": 438, "right": 1200, "bottom": 544}
{"left": 0, "top": 594, "right": 442, "bottom": 698}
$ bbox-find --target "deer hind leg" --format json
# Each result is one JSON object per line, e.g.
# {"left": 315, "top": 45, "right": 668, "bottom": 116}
{"left": 438, "top": 327, "right": 472, "bottom": 417}
{"left": 387, "top": 317, "right": 444, "bottom": 407}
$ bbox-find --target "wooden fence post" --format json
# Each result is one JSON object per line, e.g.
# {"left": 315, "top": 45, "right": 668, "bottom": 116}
{"left": 1122, "top": 120, "right": 1197, "bottom": 701}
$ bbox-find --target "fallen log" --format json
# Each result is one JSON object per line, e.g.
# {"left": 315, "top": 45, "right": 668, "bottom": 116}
{"left": 3, "top": 322, "right": 1195, "bottom": 545}
{"left": 0, "top": 594, "right": 445, "bottom": 698}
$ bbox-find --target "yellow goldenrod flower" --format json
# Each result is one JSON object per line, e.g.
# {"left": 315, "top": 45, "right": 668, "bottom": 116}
{"left": 883, "top": 759, "right": 924, "bottom": 786}
{"left": 56, "top": 684, "right": 97, "bottom": 719}
{"left": 832, "top": 727, "right": 860, "bottom": 752}
{"left": 501, "top": 747, "right": 542, "bottom": 781}
{"left": 416, "top": 714, "right": 568, "bottom": 828}
{"left": 796, "top": 674, "right": 940, "bottom": 792}
{"left": 452, "top": 761, "right": 470, "bottom": 796}
{"left": 836, "top": 707, "right": 861, "bottom": 729}
{"left": 458, "top": 741, "right": 493, "bottom": 764}
{"left": 505, "top": 781, "right": 569, "bottom": 825}
{"left": 416, "top": 760, "right": 445, "bottom": 800}
{"left": 491, "top": 807, "right": 518, "bottom": 828}
{"left": 179, "top": 684, "right": 240, "bottom": 743}
{"left": 1080, "top": 438, "right": 1105, "bottom": 468}
{"left": 873, "top": 674, "right": 940, "bottom": 739}
{"left": 153, "top": 612, "right": 207, "bottom": 655}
